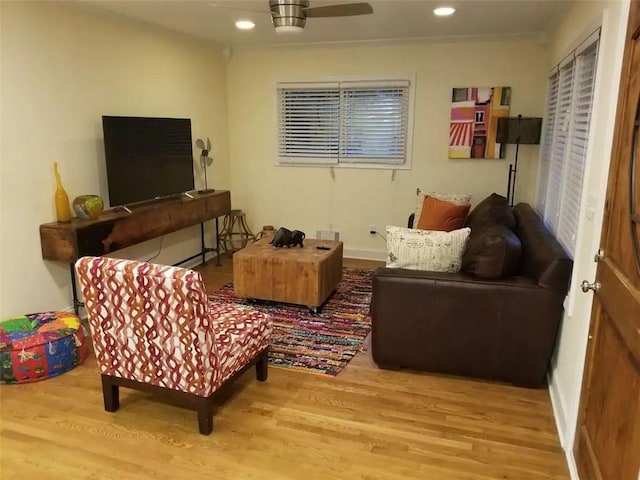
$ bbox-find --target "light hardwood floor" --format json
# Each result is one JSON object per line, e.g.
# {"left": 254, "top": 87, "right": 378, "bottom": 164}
{"left": 0, "top": 255, "right": 569, "bottom": 480}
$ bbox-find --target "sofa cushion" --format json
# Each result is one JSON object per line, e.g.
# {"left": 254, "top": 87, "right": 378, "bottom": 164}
{"left": 416, "top": 195, "right": 471, "bottom": 231}
{"left": 413, "top": 191, "right": 472, "bottom": 228}
{"left": 465, "top": 193, "right": 516, "bottom": 231}
{"left": 210, "top": 302, "right": 272, "bottom": 383}
{"left": 462, "top": 224, "right": 522, "bottom": 279}
{"left": 386, "top": 225, "right": 471, "bottom": 272}
{"left": 513, "top": 203, "right": 573, "bottom": 296}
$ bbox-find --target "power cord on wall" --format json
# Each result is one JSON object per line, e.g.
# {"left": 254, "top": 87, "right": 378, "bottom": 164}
{"left": 145, "top": 236, "right": 165, "bottom": 262}
{"left": 370, "top": 227, "right": 387, "bottom": 242}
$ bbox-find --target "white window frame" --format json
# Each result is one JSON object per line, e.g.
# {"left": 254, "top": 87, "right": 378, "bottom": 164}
{"left": 535, "top": 31, "right": 600, "bottom": 257}
{"left": 275, "top": 75, "right": 415, "bottom": 170}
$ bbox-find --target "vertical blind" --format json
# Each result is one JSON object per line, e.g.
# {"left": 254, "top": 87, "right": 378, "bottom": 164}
{"left": 277, "top": 79, "right": 411, "bottom": 165}
{"left": 536, "top": 32, "right": 600, "bottom": 256}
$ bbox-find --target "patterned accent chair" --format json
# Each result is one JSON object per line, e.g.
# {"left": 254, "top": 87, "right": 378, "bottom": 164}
{"left": 75, "top": 256, "right": 271, "bottom": 435}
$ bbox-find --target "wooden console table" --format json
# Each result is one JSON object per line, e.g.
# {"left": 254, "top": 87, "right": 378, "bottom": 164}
{"left": 40, "top": 190, "right": 231, "bottom": 313}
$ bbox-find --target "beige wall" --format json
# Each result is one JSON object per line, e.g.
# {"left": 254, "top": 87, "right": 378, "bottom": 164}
{"left": 226, "top": 39, "right": 548, "bottom": 259}
{"left": 544, "top": 0, "right": 629, "bottom": 472}
{"left": 0, "top": 2, "right": 229, "bottom": 317}
{"left": 0, "top": 3, "right": 4, "bottom": 314}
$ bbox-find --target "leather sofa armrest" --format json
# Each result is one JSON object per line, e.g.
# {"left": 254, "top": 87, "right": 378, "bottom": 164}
{"left": 371, "top": 267, "right": 564, "bottom": 387}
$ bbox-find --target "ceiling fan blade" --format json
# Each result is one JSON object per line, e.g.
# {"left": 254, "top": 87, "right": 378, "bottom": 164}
{"left": 195, "top": 138, "right": 205, "bottom": 150}
{"left": 206, "top": 138, "right": 211, "bottom": 150}
{"left": 304, "top": 3, "right": 373, "bottom": 18}
{"left": 206, "top": 157, "right": 214, "bottom": 166}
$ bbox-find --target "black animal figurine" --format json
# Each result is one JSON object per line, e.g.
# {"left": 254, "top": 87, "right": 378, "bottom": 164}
{"left": 270, "top": 227, "right": 306, "bottom": 248}
{"left": 270, "top": 227, "right": 292, "bottom": 248}
{"left": 289, "top": 230, "right": 305, "bottom": 247}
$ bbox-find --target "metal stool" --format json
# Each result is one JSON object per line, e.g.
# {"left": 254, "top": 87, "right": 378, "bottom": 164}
{"left": 219, "top": 209, "right": 256, "bottom": 253}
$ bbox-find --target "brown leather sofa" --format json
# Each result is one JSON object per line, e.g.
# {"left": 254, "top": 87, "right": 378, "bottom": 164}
{"left": 371, "top": 198, "right": 572, "bottom": 387}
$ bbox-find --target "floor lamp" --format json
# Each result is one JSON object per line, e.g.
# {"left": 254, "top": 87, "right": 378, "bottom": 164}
{"left": 497, "top": 115, "right": 542, "bottom": 207}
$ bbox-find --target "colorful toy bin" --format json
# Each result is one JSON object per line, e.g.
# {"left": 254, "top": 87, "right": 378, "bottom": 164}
{"left": 0, "top": 311, "right": 88, "bottom": 384}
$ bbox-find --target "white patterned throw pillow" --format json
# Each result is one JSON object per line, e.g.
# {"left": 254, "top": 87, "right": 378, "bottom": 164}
{"left": 386, "top": 225, "right": 471, "bottom": 272}
{"left": 413, "top": 191, "right": 472, "bottom": 228}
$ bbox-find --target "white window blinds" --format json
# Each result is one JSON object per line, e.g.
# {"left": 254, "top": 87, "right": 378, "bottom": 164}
{"left": 536, "top": 70, "right": 559, "bottom": 212}
{"left": 545, "top": 59, "right": 576, "bottom": 235}
{"left": 557, "top": 41, "right": 599, "bottom": 251}
{"left": 339, "top": 82, "right": 410, "bottom": 164}
{"left": 277, "top": 83, "right": 340, "bottom": 163}
{"left": 536, "top": 32, "right": 600, "bottom": 256}
{"left": 277, "top": 79, "right": 412, "bottom": 166}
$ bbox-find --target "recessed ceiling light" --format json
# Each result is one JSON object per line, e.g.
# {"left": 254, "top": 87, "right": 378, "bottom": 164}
{"left": 235, "top": 20, "right": 255, "bottom": 30}
{"left": 433, "top": 6, "right": 456, "bottom": 16}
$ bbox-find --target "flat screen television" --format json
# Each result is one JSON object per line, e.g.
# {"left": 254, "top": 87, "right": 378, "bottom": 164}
{"left": 102, "top": 116, "right": 195, "bottom": 207}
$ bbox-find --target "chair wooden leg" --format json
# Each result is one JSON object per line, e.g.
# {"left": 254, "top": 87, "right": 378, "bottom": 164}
{"left": 197, "top": 398, "right": 213, "bottom": 435}
{"left": 256, "top": 349, "right": 268, "bottom": 382}
{"left": 101, "top": 374, "right": 119, "bottom": 412}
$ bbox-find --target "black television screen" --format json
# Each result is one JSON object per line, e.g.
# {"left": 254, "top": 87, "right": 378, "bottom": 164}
{"left": 102, "top": 116, "right": 195, "bottom": 206}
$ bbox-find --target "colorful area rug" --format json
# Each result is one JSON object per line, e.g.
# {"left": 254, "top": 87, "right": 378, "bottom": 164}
{"left": 208, "top": 268, "right": 373, "bottom": 376}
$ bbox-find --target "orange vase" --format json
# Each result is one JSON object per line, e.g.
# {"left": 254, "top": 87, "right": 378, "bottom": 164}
{"left": 53, "top": 162, "right": 72, "bottom": 223}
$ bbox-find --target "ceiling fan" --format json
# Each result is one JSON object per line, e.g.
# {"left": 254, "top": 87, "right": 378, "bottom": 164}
{"left": 270, "top": 1, "right": 373, "bottom": 33}
{"left": 214, "top": 1, "right": 374, "bottom": 34}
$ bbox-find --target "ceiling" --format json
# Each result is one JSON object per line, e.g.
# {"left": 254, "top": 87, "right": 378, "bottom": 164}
{"left": 87, "top": 0, "right": 574, "bottom": 48}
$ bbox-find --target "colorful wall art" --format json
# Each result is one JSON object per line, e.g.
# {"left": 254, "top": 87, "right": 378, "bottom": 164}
{"left": 449, "top": 87, "right": 511, "bottom": 159}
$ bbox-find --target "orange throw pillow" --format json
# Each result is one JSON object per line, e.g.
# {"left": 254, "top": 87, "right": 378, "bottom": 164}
{"left": 416, "top": 195, "right": 471, "bottom": 231}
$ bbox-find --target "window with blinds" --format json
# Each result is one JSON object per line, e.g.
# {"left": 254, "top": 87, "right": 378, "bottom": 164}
{"left": 535, "top": 32, "right": 600, "bottom": 256}
{"left": 277, "top": 78, "right": 414, "bottom": 167}
{"left": 536, "top": 70, "right": 559, "bottom": 210}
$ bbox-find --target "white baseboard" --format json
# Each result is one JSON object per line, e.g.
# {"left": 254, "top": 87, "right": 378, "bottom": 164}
{"left": 179, "top": 251, "right": 218, "bottom": 270}
{"left": 548, "top": 370, "right": 580, "bottom": 480}
{"left": 566, "top": 450, "right": 579, "bottom": 480}
{"left": 61, "top": 304, "right": 89, "bottom": 321}
{"left": 344, "top": 247, "right": 387, "bottom": 262}
{"left": 548, "top": 370, "right": 569, "bottom": 448}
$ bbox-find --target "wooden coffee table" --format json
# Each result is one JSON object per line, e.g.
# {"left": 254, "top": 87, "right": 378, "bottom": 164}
{"left": 233, "top": 237, "right": 343, "bottom": 311}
